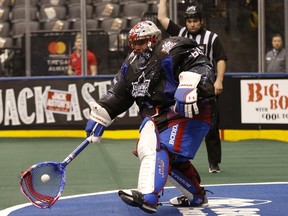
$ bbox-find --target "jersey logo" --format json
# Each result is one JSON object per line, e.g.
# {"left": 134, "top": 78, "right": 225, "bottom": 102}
{"left": 161, "top": 41, "right": 177, "bottom": 54}
{"left": 188, "top": 47, "right": 204, "bottom": 59}
{"left": 131, "top": 72, "right": 151, "bottom": 97}
{"left": 169, "top": 124, "right": 178, "bottom": 145}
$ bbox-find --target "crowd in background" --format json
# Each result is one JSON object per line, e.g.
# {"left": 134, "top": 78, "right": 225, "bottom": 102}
{"left": 0, "top": 0, "right": 287, "bottom": 76}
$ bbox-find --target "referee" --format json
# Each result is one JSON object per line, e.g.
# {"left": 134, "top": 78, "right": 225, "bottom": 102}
{"left": 158, "top": 0, "right": 227, "bottom": 173}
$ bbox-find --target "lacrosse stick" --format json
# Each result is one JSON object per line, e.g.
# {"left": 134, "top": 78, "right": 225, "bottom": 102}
{"left": 19, "top": 137, "right": 92, "bottom": 208}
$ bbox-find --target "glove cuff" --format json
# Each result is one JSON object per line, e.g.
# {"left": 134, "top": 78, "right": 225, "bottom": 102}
{"left": 89, "top": 102, "right": 112, "bottom": 127}
{"left": 178, "top": 71, "right": 201, "bottom": 89}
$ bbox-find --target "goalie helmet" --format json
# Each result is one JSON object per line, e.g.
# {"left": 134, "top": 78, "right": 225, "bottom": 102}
{"left": 128, "top": 20, "right": 162, "bottom": 53}
{"left": 185, "top": 5, "right": 202, "bottom": 20}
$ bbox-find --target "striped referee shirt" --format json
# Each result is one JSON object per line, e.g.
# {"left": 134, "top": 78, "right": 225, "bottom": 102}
{"left": 166, "top": 21, "right": 227, "bottom": 67}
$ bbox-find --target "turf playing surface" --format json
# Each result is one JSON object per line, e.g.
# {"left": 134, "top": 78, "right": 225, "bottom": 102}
{"left": 0, "top": 138, "right": 287, "bottom": 211}
{"left": 2, "top": 183, "right": 288, "bottom": 216}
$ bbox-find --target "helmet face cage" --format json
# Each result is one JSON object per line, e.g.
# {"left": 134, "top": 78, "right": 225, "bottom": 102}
{"left": 185, "top": 5, "right": 202, "bottom": 20}
{"left": 128, "top": 21, "right": 161, "bottom": 50}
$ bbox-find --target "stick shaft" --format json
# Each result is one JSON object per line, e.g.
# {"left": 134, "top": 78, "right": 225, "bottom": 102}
{"left": 62, "top": 137, "right": 91, "bottom": 165}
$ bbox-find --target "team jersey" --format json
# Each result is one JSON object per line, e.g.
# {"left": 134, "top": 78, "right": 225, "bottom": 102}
{"left": 98, "top": 37, "right": 215, "bottom": 132}
{"left": 166, "top": 20, "right": 227, "bottom": 66}
{"left": 69, "top": 50, "right": 97, "bottom": 75}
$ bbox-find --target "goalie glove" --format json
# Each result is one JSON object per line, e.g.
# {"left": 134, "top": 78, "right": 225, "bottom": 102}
{"left": 174, "top": 71, "right": 201, "bottom": 118}
{"left": 85, "top": 102, "right": 112, "bottom": 143}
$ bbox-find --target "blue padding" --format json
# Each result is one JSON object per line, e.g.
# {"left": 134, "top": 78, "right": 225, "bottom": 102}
{"left": 169, "top": 169, "right": 197, "bottom": 194}
{"left": 154, "top": 149, "right": 169, "bottom": 193}
{"left": 85, "top": 120, "right": 105, "bottom": 137}
{"left": 143, "top": 149, "right": 169, "bottom": 206}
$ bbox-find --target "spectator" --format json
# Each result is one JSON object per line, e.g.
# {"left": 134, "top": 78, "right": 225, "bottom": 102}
{"left": 67, "top": 33, "right": 98, "bottom": 76}
{"left": 158, "top": 0, "right": 228, "bottom": 173}
{"left": 52, "top": 20, "right": 64, "bottom": 31}
{"left": 265, "top": 33, "right": 286, "bottom": 72}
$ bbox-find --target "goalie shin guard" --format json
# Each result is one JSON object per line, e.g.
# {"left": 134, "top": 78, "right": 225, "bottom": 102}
{"left": 137, "top": 117, "right": 169, "bottom": 206}
{"left": 169, "top": 161, "right": 207, "bottom": 206}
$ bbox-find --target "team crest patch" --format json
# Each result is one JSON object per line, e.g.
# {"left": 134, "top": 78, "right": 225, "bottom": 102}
{"left": 161, "top": 41, "right": 177, "bottom": 54}
{"left": 132, "top": 72, "right": 151, "bottom": 97}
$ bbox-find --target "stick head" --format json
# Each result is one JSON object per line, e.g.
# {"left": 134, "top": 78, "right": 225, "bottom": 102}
{"left": 20, "top": 161, "right": 66, "bottom": 208}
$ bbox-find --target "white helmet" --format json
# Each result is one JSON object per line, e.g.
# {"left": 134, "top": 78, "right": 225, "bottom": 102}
{"left": 128, "top": 20, "right": 161, "bottom": 50}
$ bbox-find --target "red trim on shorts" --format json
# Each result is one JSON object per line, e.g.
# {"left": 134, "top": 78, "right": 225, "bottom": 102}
{"left": 174, "top": 121, "right": 187, "bottom": 152}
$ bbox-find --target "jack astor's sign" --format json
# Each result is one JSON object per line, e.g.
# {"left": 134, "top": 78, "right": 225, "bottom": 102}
{"left": 0, "top": 77, "right": 140, "bottom": 130}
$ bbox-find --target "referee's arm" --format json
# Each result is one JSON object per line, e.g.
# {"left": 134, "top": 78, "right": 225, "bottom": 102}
{"left": 213, "top": 36, "right": 227, "bottom": 95}
{"left": 157, "top": 0, "right": 170, "bottom": 30}
{"left": 214, "top": 60, "right": 226, "bottom": 95}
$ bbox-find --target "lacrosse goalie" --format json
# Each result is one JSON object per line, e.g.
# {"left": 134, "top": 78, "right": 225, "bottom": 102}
{"left": 85, "top": 20, "right": 215, "bottom": 214}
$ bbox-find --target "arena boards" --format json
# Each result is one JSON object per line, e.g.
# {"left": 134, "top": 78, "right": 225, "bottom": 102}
{"left": 1, "top": 182, "right": 287, "bottom": 216}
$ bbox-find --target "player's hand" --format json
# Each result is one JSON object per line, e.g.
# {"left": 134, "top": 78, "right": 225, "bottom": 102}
{"left": 85, "top": 118, "right": 105, "bottom": 143}
{"left": 174, "top": 88, "right": 199, "bottom": 118}
{"left": 85, "top": 102, "right": 112, "bottom": 143}
{"left": 174, "top": 71, "right": 201, "bottom": 118}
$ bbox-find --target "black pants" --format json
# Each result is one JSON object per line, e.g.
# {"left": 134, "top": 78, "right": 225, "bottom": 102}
{"left": 205, "top": 97, "right": 221, "bottom": 165}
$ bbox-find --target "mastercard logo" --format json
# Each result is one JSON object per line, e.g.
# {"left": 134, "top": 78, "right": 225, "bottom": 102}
{"left": 48, "top": 41, "right": 66, "bottom": 54}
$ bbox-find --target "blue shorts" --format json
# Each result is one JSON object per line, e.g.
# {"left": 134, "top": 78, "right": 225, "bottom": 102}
{"left": 159, "top": 120, "right": 210, "bottom": 159}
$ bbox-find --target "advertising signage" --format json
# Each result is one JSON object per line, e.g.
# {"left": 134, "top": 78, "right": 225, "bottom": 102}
{"left": 0, "top": 77, "right": 140, "bottom": 130}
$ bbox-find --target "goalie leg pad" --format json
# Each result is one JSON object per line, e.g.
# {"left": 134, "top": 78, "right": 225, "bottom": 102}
{"left": 136, "top": 117, "right": 169, "bottom": 205}
{"left": 169, "top": 160, "right": 205, "bottom": 201}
